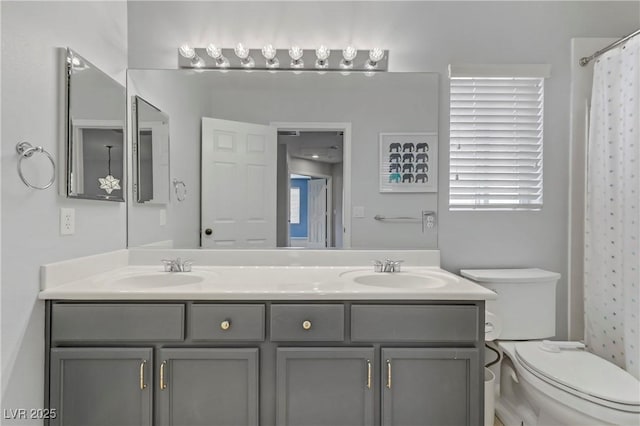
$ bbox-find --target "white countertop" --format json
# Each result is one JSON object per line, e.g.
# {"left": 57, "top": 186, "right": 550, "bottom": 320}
{"left": 38, "top": 264, "right": 496, "bottom": 301}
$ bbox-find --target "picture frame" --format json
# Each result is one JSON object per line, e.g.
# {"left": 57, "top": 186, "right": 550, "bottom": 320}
{"left": 379, "top": 132, "right": 438, "bottom": 193}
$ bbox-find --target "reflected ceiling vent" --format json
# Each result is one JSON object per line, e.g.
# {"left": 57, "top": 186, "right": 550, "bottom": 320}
{"left": 278, "top": 130, "right": 300, "bottom": 136}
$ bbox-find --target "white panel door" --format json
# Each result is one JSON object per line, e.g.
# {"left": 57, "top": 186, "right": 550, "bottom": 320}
{"left": 201, "top": 117, "right": 277, "bottom": 248}
{"left": 307, "top": 178, "right": 327, "bottom": 248}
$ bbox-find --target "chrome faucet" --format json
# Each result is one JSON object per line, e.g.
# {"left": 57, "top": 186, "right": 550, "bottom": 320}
{"left": 373, "top": 259, "right": 404, "bottom": 273}
{"left": 161, "top": 257, "right": 193, "bottom": 272}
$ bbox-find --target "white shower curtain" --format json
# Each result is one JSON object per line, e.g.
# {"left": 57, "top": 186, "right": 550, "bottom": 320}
{"left": 585, "top": 34, "right": 640, "bottom": 379}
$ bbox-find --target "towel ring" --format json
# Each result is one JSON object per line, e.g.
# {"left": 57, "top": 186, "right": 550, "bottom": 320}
{"left": 173, "top": 178, "right": 187, "bottom": 202}
{"left": 16, "top": 142, "right": 56, "bottom": 190}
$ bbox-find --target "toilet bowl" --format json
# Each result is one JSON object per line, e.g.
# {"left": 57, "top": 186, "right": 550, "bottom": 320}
{"left": 498, "top": 341, "right": 640, "bottom": 426}
{"left": 461, "top": 268, "right": 640, "bottom": 426}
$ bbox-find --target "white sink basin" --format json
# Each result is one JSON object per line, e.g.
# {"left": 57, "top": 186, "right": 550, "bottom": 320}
{"left": 104, "top": 271, "right": 214, "bottom": 289}
{"left": 339, "top": 270, "right": 447, "bottom": 289}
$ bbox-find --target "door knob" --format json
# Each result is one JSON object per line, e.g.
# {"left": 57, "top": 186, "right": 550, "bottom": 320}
{"left": 302, "top": 320, "right": 312, "bottom": 330}
{"left": 220, "top": 320, "right": 231, "bottom": 330}
{"left": 204, "top": 228, "right": 213, "bottom": 236}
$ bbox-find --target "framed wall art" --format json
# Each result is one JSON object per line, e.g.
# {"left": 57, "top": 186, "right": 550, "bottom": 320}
{"left": 379, "top": 132, "right": 438, "bottom": 192}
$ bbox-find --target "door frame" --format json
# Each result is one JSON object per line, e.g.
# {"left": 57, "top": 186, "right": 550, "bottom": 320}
{"left": 289, "top": 174, "right": 332, "bottom": 248}
{"left": 272, "top": 122, "right": 351, "bottom": 248}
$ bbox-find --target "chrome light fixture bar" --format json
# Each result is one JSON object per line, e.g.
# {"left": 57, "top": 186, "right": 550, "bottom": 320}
{"left": 178, "top": 45, "right": 388, "bottom": 71}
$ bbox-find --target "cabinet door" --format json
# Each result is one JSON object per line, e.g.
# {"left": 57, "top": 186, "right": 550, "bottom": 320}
{"left": 157, "top": 348, "right": 259, "bottom": 426}
{"left": 276, "top": 347, "right": 375, "bottom": 426}
{"left": 381, "top": 348, "right": 480, "bottom": 426}
{"left": 50, "top": 347, "right": 152, "bottom": 426}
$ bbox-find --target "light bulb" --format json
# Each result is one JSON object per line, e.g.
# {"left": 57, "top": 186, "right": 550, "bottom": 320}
{"left": 316, "top": 45, "right": 330, "bottom": 61}
{"left": 234, "top": 43, "right": 254, "bottom": 68}
{"left": 315, "top": 45, "right": 330, "bottom": 69}
{"left": 289, "top": 45, "right": 304, "bottom": 68}
{"left": 179, "top": 44, "right": 195, "bottom": 59}
{"left": 262, "top": 44, "right": 280, "bottom": 69}
{"left": 206, "top": 44, "right": 229, "bottom": 68}
{"left": 262, "top": 44, "right": 277, "bottom": 60}
{"left": 234, "top": 43, "right": 249, "bottom": 59}
{"left": 206, "top": 44, "right": 222, "bottom": 59}
{"left": 369, "top": 48, "right": 384, "bottom": 62}
{"left": 342, "top": 45, "right": 358, "bottom": 61}
{"left": 340, "top": 45, "right": 357, "bottom": 69}
{"left": 366, "top": 48, "right": 384, "bottom": 70}
{"left": 191, "top": 56, "right": 205, "bottom": 68}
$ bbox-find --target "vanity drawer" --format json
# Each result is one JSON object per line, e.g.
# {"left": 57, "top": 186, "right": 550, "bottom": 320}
{"left": 51, "top": 303, "right": 185, "bottom": 342}
{"left": 191, "top": 304, "right": 265, "bottom": 341}
{"left": 351, "top": 305, "right": 479, "bottom": 343}
{"left": 270, "top": 304, "right": 344, "bottom": 341}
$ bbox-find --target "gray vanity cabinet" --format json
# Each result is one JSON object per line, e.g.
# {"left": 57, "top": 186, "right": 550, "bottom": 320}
{"left": 157, "top": 348, "right": 259, "bottom": 426}
{"left": 276, "top": 347, "right": 375, "bottom": 426}
{"left": 49, "top": 347, "right": 152, "bottom": 426}
{"left": 381, "top": 348, "right": 480, "bottom": 426}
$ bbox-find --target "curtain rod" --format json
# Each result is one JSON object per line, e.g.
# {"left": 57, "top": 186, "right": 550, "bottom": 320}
{"left": 580, "top": 28, "right": 640, "bottom": 66}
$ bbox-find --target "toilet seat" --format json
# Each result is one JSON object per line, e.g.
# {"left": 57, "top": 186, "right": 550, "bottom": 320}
{"left": 514, "top": 341, "right": 640, "bottom": 413}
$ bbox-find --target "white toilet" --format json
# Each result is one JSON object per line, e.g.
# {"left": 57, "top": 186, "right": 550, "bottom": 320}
{"left": 461, "top": 268, "right": 640, "bottom": 426}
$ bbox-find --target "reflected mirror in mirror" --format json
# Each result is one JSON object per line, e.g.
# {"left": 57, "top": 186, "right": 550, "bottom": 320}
{"left": 133, "top": 96, "right": 170, "bottom": 204}
{"left": 64, "top": 48, "right": 125, "bottom": 201}
{"left": 127, "top": 70, "right": 439, "bottom": 250}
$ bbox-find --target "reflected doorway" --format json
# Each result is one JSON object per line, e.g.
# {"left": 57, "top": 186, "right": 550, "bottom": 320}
{"left": 277, "top": 128, "right": 345, "bottom": 248}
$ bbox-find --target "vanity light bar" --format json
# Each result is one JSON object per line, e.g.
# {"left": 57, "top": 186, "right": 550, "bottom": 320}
{"left": 177, "top": 45, "right": 389, "bottom": 71}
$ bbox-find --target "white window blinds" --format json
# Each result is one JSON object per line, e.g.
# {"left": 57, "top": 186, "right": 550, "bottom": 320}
{"left": 449, "top": 75, "right": 545, "bottom": 210}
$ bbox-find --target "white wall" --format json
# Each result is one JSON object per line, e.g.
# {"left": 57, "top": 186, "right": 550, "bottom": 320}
{"left": 126, "top": 0, "right": 640, "bottom": 339}
{"left": 1, "top": 1, "right": 127, "bottom": 421}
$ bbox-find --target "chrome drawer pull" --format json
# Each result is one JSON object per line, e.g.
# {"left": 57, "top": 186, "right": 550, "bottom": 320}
{"left": 160, "top": 361, "right": 167, "bottom": 390}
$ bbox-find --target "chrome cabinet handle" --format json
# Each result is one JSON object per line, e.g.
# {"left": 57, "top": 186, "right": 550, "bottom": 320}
{"left": 160, "top": 361, "right": 167, "bottom": 390}
{"left": 302, "top": 320, "right": 312, "bottom": 330}
{"left": 220, "top": 320, "right": 231, "bottom": 330}
{"left": 366, "top": 360, "right": 372, "bottom": 389}
{"left": 139, "top": 360, "right": 147, "bottom": 390}
{"left": 386, "top": 359, "right": 392, "bottom": 389}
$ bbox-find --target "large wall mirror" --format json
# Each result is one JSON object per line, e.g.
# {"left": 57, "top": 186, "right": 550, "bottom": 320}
{"left": 133, "top": 96, "right": 170, "bottom": 204}
{"left": 127, "top": 70, "right": 439, "bottom": 249}
{"left": 63, "top": 48, "right": 125, "bottom": 201}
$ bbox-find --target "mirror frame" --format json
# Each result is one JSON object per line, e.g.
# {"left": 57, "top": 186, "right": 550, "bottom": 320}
{"left": 63, "top": 47, "right": 125, "bottom": 202}
{"left": 132, "top": 95, "right": 171, "bottom": 204}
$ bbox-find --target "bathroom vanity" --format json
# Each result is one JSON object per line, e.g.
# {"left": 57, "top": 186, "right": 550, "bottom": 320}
{"left": 40, "top": 250, "right": 494, "bottom": 426}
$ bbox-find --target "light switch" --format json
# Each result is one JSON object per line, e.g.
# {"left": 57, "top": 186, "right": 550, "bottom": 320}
{"left": 160, "top": 209, "right": 167, "bottom": 226}
{"left": 353, "top": 206, "right": 365, "bottom": 218}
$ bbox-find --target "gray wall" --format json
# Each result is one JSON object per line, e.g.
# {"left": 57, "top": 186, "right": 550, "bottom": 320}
{"left": 126, "top": 0, "right": 640, "bottom": 339}
{"left": 1, "top": 0, "right": 128, "bottom": 420}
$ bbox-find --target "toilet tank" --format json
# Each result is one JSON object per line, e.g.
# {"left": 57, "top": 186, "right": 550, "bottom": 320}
{"left": 460, "top": 268, "right": 560, "bottom": 340}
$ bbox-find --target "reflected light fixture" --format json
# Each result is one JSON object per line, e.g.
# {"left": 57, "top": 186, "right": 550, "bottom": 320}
{"left": 179, "top": 43, "right": 204, "bottom": 67}
{"left": 340, "top": 45, "right": 358, "bottom": 69}
{"left": 206, "top": 44, "right": 230, "bottom": 68}
{"left": 261, "top": 44, "right": 279, "bottom": 69}
{"left": 289, "top": 45, "right": 304, "bottom": 68}
{"left": 315, "top": 45, "right": 330, "bottom": 69}
{"left": 98, "top": 145, "right": 121, "bottom": 195}
{"left": 234, "top": 43, "right": 255, "bottom": 68}
{"left": 366, "top": 48, "right": 385, "bottom": 70}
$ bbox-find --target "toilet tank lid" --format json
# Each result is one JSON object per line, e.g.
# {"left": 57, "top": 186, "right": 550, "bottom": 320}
{"left": 460, "top": 268, "right": 560, "bottom": 283}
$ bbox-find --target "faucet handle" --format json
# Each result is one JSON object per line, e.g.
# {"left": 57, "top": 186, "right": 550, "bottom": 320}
{"left": 182, "top": 260, "right": 193, "bottom": 272}
{"left": 372, "top": 260, "right": 384, "bottom": 273}
{"left": 161, "top": 259, "right": 175, "bottom": 272}
{"left": 392, "top": 260, "right": 404, "bottom": 272}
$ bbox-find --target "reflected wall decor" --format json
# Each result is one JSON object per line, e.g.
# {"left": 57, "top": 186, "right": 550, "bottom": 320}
{"left": 379, "top": 133, "right": 438, "bottom": 193}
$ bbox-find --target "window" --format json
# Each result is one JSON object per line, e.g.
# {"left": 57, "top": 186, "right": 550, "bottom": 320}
{"left": 448, "top": 65, "right": 550, "bottom": 211}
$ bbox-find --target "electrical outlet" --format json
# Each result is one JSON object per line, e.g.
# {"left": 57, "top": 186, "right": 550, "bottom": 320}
{"left": 60, "top": 208, "right": 75, "bottom": 235}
